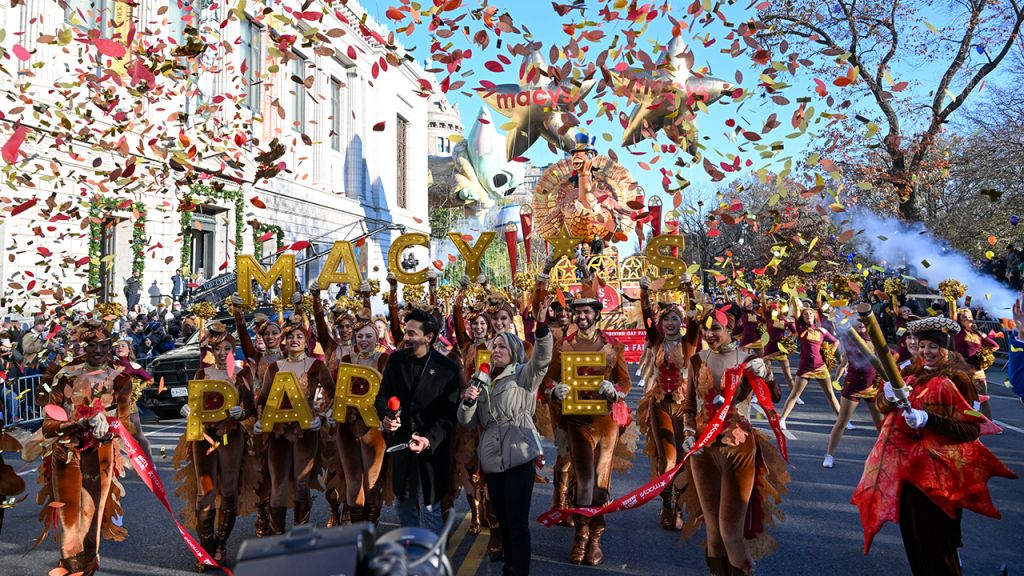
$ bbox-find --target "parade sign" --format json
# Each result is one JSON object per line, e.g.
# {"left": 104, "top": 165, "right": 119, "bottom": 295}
{"left": 603, "top": 329, "right": 645, "bottom": 363}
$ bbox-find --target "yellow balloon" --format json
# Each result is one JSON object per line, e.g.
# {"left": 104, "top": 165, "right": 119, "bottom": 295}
{"left": 986, "top": 250, "right": 995, "bottom": 260}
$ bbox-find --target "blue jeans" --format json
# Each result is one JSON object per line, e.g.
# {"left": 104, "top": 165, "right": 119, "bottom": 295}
{"left": 2, "top": 388, "right": 20, "bottom": 421}
{"left": 395, "top": 487, "right": 443, "bottom": 534}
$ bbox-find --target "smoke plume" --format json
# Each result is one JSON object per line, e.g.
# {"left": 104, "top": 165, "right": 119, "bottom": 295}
{"left": 845, "top": 209, "right": 1016, "bottom": 319}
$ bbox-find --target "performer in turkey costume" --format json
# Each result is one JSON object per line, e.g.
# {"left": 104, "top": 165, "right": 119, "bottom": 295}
{"left": 952, "top": 308, "right": 999, "bottom": 420}
{"left": 546, "top": 279, "right": 632, "bottom": 566}
{"left": 37, "top": 317, "right": 134, "bottom": 576}
{"left": 232, "top": 298, "right": 284, "bottom": 536}
{"left": 320, "top": 294, "right": 390, "bottom": 526}
{"left": 172, "top": 322, "right": 257, "bottom": 571}
{"left": 256, "top": 316, "right": 334, "bottom": 533}
{"left": 636, "top": 275, "right": 700, "bottom": 531}
{"left": 679, "top": 307, "right": 789, "bottom": 576}
{"left": 852, "top": 316, "right": 1016, "bottom": 576}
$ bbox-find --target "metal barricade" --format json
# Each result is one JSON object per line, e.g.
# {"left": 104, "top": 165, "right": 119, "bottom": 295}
{"left": 973, "top": 320, "right": 1010, "bottom": 369}
{"left": 1, "top": 374, "right": 42, "bottom": 423}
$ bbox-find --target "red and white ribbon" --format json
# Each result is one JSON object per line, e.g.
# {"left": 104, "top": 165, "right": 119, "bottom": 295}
{"left": 110, "top": 419, "right": 231, "bottom": 574}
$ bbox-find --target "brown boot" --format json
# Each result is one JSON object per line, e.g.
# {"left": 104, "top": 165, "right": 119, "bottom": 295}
{"left": 660, "top": 488, "right": 682, "bottom": 531}
{"left": 254, "top": 502, "right": 270, "bottom": 537}
{"left": 195, "top": 507, "right": 217, "bottom": 572}
{"left": 568, "top": 514, "right": 589, "bottom": 565}
{"left": 57, "top": 552, "right": 90, "bottom": 575}
{"left": 729, "top": 563, "right": 753, "bottom": 576}
{"left": 467, "top": 491, "right": 483, "bottom": 535}
{"left": 293, "top": 500, "right": 312, "bottom": 526}
{"left": 348, "top": 506, "right": 367, "bottom": 524}
{"left": 706, "top": 556, "right": 730, "bottom": 576}
{"left": 326, "top": 501, "right": 342, "bottom": 528}
{"left": 583, "top": 514, "right": 605, "bottom": 566}
{"left": 553, "top": 469, "right": 574, "bottom": 527}
{"left": 269, "top": 506, "right": 288, "bottom": 535}
{"left": 214, "top": 504, "right": 237, "bottom": 564}
{"left": 486, "top": 525, "right": 503, "bottom": 561}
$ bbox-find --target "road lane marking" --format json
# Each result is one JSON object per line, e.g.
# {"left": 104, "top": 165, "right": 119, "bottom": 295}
{"left": 455, "top": 526, "right": 489, "bottom": 576}
{"left": 445, "top": 511, "right": 471, "bottom": 560}
{"left": 993, "top": 420, "right": 1024, "bottom": 435}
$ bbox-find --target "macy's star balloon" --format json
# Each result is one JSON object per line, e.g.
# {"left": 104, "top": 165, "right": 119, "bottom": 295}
{"left": 478, "top": 50, "right": 597, "bottom": 161}
{"left": 618, "top": 35, "right": 733, "bottom": 155}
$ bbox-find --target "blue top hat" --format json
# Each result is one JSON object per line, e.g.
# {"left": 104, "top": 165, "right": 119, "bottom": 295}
{"left": 572, "top": 132, "right": 597, "bottom": 155}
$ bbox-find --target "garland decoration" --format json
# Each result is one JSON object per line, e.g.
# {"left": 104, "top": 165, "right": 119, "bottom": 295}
{"left": 252, "top": 222, "right": 285, "bottom": 261}
{"left": 87, "top": 197, "right": 148, "bottom": 289}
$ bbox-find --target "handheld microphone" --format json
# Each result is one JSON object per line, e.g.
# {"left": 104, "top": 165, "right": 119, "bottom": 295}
{"left": 462, "top": 363, "right": 491, "bottom": 407}
{"left": 385, "top": 396, "right": 401, "bottom": 422}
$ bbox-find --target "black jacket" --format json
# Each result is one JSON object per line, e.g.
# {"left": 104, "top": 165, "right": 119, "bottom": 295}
{"left": 375, "top": 347, "right": 463, "bottom": 505}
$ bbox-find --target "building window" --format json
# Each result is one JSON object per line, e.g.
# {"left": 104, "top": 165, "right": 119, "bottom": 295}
{"left": 241, "top": 18, "right": 262, "bottom": 112}
{"left": 397, "top": 115, "right": 409, "bottom": 209}
{"left": 330, "top": 77, "right": 342, "bottom": 151}
{"left": 436, "top": 136, "right": 451, "bottom": 154}
{"left": 292, "top": 54, "right": 306, "bottom": 132}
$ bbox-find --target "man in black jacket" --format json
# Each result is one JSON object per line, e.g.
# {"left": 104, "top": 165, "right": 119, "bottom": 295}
{"left": 375, "top": 308, "right": 462, "bottom": 533}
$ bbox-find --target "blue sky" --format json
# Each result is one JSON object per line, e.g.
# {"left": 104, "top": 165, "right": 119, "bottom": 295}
{"left": 363, "top": 1, "right": 1011, "bottom": 213}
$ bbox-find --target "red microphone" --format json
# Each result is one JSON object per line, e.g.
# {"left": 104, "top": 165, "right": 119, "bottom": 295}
{"left": 386, "top": 396, "right": 401, "bottom": 422}
{"left": 463, "top": 363, "right": 491, "bottom": 407}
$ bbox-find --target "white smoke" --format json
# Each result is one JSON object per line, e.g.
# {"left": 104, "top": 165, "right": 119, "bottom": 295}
{"left": 843, "top": 209, "right": 1016, "bottom": 319}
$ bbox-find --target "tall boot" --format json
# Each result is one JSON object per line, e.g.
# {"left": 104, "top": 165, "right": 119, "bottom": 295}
{"left": 269, "top": 506, "right": 288, "bottom": 535}
{"left": 728, "top": 563, "right": 752, "bottom": 576}
{"left": 706, "top": 556, "right": 730, "bottom": 576}
{"left": 294, "top": 500, "right": 312, "bottom": 526}
{"left": 568, "top": 514, "right": 590, "bottom": 565}
{"left": 467, "top": 490, "right": 483, "bottom": 535}
{"left": 348, "top": 505, "right": 367, "bottom": 523}
{"left": 660, "top": 487, "right": 682, "bottom": 531}
{"left": 553, "top": 469, "right": 574, "bottom": 527}
{"left": 195, "top": 507, "right": 217, "bottom": 572}
{"left": 326, "top": 491, "right": 342, "bottom": 528}
{"left": 254, "top": 499, "right": 270, "bottom": 537}
{"left": 57, "top": 552, "right": 90, "bottom": 575}
{"left": 214, "top": 504, "right": 237, "bottom": 565}
{"left": 583, "top": 514, "right": 606, "bottom": 566}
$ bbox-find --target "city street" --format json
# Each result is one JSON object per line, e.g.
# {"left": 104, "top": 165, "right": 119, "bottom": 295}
{"left": 2, "top": 365, "right": 1022, "bottom": 575}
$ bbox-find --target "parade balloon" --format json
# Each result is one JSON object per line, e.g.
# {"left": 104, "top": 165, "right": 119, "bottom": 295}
{"left": 1012, "top": 215, "right": 1020, "bottom": 226}
{"left": 478, "top": 50, "right": 597, "bottom": 161}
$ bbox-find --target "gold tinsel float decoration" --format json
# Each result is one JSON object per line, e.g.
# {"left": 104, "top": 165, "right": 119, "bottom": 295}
{"left": 190, "top": 301, "right": 218, "bottom": 321}
{"left": 532, "top": 155, "right": 639, "bottom": 241}
{"left": 938, "top": 279, "right": 967, "bottom": 301}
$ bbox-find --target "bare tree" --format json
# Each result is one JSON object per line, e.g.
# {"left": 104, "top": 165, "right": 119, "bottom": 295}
{"left": 756, "top": 0, "right": 1024, "bottom": 221}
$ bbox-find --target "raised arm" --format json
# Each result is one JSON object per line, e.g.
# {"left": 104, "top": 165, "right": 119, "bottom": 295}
{"left": 232, "top": 296, "right": 259, "bottom": 363}
{"left": 639, "top": 277, "right": 660, "bottom": 345}
{"left": 523, "top": 295, "right": 554, "bottom": 392}
{"left": 309, "top": 280, "right": 337, "bottom": 360}
{"left": 453, "top": 278, "right": 470, "bottom": 349}
{"left": 387, "top": 272, "right": 403, "bottom": 345}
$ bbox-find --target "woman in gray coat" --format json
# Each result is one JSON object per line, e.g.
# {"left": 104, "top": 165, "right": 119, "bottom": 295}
{"left": 459, "top": 295, "right": 553, "bottom": 576}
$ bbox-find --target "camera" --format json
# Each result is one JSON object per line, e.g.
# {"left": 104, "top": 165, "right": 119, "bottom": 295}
{"left": 233, "top": 514, "right": 456, "bottom": 576}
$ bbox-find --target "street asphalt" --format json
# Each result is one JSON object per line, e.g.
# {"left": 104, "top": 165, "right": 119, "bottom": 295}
{"left": 2, "top": 362, "right": 1022, "bottom": 575}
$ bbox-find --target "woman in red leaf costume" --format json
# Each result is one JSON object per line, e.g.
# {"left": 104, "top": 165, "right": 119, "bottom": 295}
{"left": 852, "top": 316, "right": 1016, "bottom": 576}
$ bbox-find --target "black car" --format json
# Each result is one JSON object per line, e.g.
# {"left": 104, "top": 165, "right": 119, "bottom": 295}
{"left": 140, "top": 310, "right": 290, "bottom": 417}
